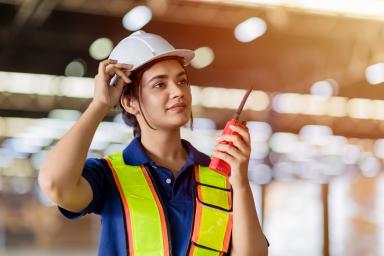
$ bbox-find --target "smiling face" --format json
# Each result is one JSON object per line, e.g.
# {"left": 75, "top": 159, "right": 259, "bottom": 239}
{"left": 130, "top": 58, "right": 192, "bottom": 132}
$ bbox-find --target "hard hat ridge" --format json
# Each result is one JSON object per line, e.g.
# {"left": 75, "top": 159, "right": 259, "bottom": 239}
{"left": 109, "top": 30, "right": 195, "bottom": 71}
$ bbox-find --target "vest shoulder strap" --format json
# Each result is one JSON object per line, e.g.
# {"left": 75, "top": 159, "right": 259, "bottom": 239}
{"left": 190, "top": 165, "right": 233, "bottom": 255}
{"left": 104, "top": 152, "right": 170, "bottom": 256}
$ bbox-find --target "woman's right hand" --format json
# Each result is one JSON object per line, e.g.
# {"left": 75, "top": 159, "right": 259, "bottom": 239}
{"left": 92, "top": 59, "right": 133, "bottom": 110}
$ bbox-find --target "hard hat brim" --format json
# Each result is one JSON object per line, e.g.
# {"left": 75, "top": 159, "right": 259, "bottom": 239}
{"left": 130, "top": 49, "right": 195, "bottom": 71}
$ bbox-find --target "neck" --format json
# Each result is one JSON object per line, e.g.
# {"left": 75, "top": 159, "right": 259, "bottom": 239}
{"left": 140, "top": 128, "right": 187, "bottom": 165}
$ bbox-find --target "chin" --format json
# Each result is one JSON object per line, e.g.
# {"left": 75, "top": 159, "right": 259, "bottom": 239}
{"left": 164, "top": 115, "right": 190, "bottom": 129}
{"left": 174, "top": 118, "right": 190, "bottom": 128}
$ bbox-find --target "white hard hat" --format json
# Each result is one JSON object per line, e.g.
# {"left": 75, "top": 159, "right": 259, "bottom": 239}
{"left": 109, "top": 30, "right": 195, "bottom": 71}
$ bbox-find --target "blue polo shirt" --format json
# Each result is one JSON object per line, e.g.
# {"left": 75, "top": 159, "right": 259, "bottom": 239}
{"left": 59, "top": 136, "right": 215, "bottom": 255}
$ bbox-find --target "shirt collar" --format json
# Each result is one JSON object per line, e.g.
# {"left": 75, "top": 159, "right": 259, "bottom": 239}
{"left": 122, "top": 136, "right": 211, "bottom": 167}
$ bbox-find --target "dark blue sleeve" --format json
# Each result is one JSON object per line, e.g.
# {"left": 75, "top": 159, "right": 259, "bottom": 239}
{"left": 58, "top": 157, "right": 109, "bottom": 219}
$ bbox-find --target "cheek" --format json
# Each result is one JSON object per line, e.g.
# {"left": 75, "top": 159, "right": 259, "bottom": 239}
{"left": 184, "top": 87, "right": 192, "bottom": 101}
{"left": 142, "top": 92, "right": 167, "bottom": 110}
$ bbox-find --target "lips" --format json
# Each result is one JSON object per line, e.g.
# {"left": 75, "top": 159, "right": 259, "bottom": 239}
{"left": 167, "top": 102, "right": 186, "bottom": 110}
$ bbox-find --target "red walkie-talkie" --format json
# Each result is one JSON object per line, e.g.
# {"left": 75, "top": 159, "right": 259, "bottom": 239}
{"left": 209, "top": 88, "right": 252, "bottom": 177}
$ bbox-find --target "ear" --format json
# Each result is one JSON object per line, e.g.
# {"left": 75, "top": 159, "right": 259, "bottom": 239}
{"left": 120, "top": 96, "right": 140, "bottom": 115}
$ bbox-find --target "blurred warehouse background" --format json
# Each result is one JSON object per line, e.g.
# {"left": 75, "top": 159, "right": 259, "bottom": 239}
{"left": 1, "top": 0, "right": 384, "bottom": 255}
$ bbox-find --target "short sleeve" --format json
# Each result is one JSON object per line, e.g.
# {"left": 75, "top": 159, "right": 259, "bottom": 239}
{"left": 58, "top": 157, "right": 109, "bottom": 219}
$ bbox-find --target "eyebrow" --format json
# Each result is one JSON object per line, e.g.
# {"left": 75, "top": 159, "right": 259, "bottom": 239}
{"left": 147, "top": 71, "right": 187, "bottom": 84}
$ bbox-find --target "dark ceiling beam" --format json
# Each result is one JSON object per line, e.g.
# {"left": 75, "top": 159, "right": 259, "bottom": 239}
{"left": 0, "top": 0, "right": 42, "bottom": 67}
{"left": 29, "top": 0, "right": 62, "bottom": 26}
{"left": 0, "top": 0, "right": 61, "bottom": 67}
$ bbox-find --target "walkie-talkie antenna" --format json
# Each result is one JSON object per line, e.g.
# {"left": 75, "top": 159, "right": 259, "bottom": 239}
{"left": 233, "top": 88, "right": 252, "bottom": 120}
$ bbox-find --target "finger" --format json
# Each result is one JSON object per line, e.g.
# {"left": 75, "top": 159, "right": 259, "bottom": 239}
{"left": 114, "top": 69, "right": 131, "bottom": 84}
{"left": 106, "top": 65, "right": 132, "bottom": 78}
{"left": 105, "top": 64, "right": 133, "bottom": 75}
{"left": 98, "top": 59, "right": 117, "bottom": 77}
{"left": 214, "top": 142, "right": 243, "bottom": 160}
{"left": 105, "top": 68, "right": 132, "bottom": 85}
{"left": 228, "top": 124, "right": 251, "bottom": 145}
{"left": 114, "top": 73, "right": 130, "bottom": 89}
{"left": 212, "top": 150, "right": 235, "bottom": 166}
{"left": 113, "top": 63, "right": 133, "bottom": 69}
{"left": 114, "top": 78, "right": 128, "bottom": 92}
{"left": 217, "top": 134, "right": 248, "bottom": 154}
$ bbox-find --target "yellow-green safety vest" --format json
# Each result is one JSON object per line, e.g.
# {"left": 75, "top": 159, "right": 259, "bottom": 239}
{"left": 104, "top": 151, "right": 233, "bottom": 256}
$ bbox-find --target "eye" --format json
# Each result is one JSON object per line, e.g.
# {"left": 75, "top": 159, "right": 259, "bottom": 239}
{"left": 153, "top": 82, "right": 165, "bottom": 89}
{"left": 178, "top": 78, "right": 189, "bottom": 86}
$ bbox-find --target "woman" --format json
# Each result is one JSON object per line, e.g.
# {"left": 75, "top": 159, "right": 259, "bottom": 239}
{"left": 38, "top": 31, "right": 268, "bottom": 256}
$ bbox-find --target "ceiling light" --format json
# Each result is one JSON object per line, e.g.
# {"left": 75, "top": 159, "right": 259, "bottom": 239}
{"left": 191, "top": 46, "right": 215, "bottom": 69}
{"left": 89, "top": 37, "right": 114, "bottom": 60}
{"left": 234, "top": 17, "right": 267, "bottom": 43}
{"left": 122, "top": 5, "right": 152, "bottom": 31}
{"left": 59, "top": 77, "right": 93, "bottom": 98}
{"left": 347, "top": 98, "right": 374, "bottom": 119}
{"left": 365, "top": 63, "right": 384, "bottom": 85}
{"left": 64, "top": 59, "right": 86, "bottom": 77}
{"left": 270, "top": 132, "right": 298, "bottom": 153}
{"left": 310, "top": 80, "right": 337, "bottom": 97}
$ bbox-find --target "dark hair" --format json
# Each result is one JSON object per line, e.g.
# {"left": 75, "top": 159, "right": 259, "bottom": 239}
{"left": 119, "top": 57, "right": 193, "bottom": 137}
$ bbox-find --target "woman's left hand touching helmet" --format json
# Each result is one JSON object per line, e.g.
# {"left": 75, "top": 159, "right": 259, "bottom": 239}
{"left": 212, "top": 124, "right": 251, "bottom": 189}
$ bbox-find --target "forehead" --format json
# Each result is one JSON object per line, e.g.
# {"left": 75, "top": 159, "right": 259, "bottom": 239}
{"left": 142, "top": 59, "right": 185, "bottom": 81}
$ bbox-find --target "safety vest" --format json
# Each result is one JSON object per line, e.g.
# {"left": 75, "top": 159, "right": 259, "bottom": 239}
{"left": 104, "top": 151, "right": 233, "bottom": 256}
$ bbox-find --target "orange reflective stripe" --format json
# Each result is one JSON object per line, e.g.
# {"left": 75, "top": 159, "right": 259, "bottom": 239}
{"left": 221, "top": 164, "right": 233, "bottom": 252}
{"left": 104, "top": 156, "right": 135, "bottom": 256}
{"left": 140, "top": 165, "right": 170, "bottom": 256}
{"left": 223, "top": 213, "right": 233, "bottom": 252}
{"left": 188, "top": 244, "right": 195, "bottom": 256}
{"left": 194, "top": 164, "right": 201, "bottom": 183}
{"left": 228, "top": 191, "right": 232, "bottom": 210}
{"left": 192, "top": 165, "right": 202, "bottom": 243}
{"left": 227, "top": 179, "right": 232, "bottom": 210}
{"left": 191, "top": 198, "right": 203, "bottom": 242}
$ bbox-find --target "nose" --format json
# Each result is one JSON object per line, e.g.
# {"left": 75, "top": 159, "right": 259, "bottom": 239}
{"left": 169, "top": 81, "right": 184, "bottom": 98}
